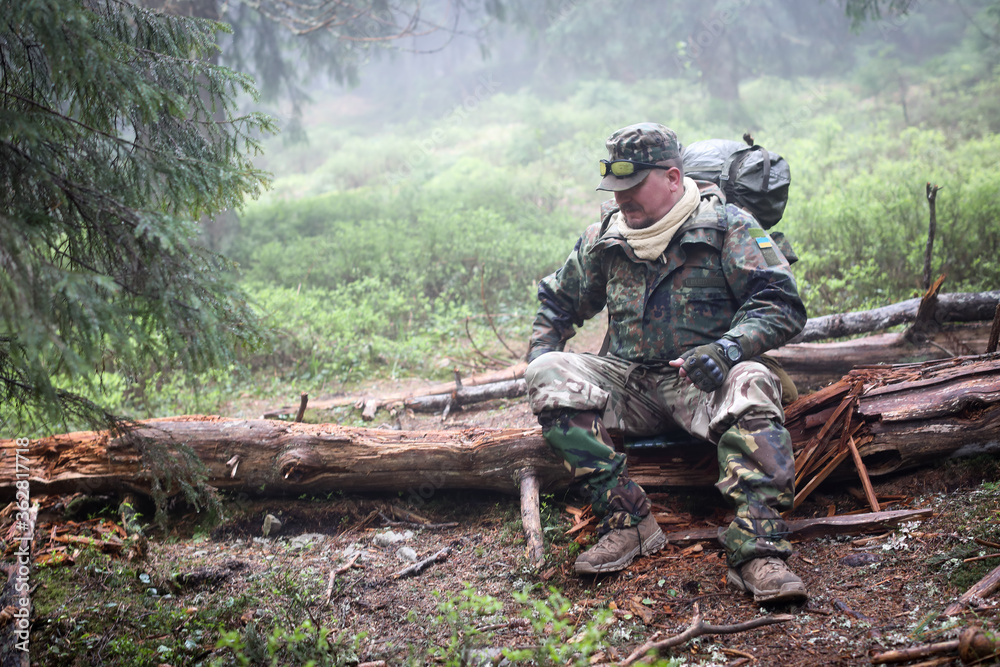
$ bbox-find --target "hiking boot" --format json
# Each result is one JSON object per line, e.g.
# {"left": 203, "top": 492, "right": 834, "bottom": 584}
{"left": 728, "top": 556, "right": 808, "bottom": 603}
{"left": 575, "top": 514, "right": 665, "bottom": 574}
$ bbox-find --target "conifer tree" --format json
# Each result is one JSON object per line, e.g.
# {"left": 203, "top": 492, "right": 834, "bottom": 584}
{"left": 0, "top": 0, "right": 276, "bottom": 434}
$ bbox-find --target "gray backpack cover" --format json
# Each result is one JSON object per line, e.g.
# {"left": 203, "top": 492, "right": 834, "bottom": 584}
{"left": 682, "top": 137, "right": 791, "bottom": 229}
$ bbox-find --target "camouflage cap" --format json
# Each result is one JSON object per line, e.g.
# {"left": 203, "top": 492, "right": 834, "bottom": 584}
{"left": 597, "top": 122, "right": 682, "bottom": 192}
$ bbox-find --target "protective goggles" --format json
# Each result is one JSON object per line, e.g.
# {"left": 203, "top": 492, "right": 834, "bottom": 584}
{"left": 599, "top": 159, "right": 672, "bottom": 178}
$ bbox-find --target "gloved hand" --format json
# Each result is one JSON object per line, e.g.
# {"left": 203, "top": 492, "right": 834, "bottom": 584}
{"left": 678, "top": 342, "right": 733, "bottom": 393}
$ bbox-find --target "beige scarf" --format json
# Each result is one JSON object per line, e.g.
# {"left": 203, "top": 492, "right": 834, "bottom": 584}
{"left": 616, "top": 177, "right": 700, "bottom": 261}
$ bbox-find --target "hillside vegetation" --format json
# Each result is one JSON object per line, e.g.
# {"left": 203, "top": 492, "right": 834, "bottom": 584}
{"left": 80, "top": 44, "right": 1000, "bottom": 423}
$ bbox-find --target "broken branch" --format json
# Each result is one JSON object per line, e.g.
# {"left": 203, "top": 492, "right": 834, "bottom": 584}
{"left": 945, "top": 562, "right": 1000, "bottom": 616}
{"left": 621, "top": 603, "right": 793, "bottom": 665}
{"left": 294, "top": 392, "right": 308, "bottom": 423}
{"left": 518, "top": 467, "right": 544, "bottom": 569}
{"left": 324, "top": 553, "right": 360, "bottom": 606}
{"left": 394, "top": 546, "right": 452, "bottom": 579}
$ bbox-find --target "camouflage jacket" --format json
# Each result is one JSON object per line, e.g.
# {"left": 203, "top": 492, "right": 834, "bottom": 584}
{"left": 528, "top": 186, "right": 807, "bottom": 364}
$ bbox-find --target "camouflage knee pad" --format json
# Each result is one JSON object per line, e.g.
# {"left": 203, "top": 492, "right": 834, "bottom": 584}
{"left": 716, "top": 417, "right": 795, "bottom": 566}
{"left": 539, "top": 409, "right": 650, "bottom": 534}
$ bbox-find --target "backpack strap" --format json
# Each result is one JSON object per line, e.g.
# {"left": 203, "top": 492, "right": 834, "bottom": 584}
{"left": 727, "top": 144, "right": 772, "bottom": 194}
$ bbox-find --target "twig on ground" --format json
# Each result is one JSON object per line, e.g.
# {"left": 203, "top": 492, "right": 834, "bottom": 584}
{"left": 964, "top": 552, "right": 1000, "bottom": 564}
{"left": 378, "top": 511, "right": 458, "bottom": 530}
{"left": 621, "top": 603, "right": 794, "bottom": 665}
{"left": 323, "top": 553, "right": 359, "bottom": 606}
{"left": 833, "top": 598, "right": 876, "bottom": 623}
{"left": 390, "top": 505, "right": 430, "bottom": 524}
{"left": 394, "top": 546, "right": 452, "bottom": 579}
{"left": 718, "top": 647, "right": 755, "bottom": 660}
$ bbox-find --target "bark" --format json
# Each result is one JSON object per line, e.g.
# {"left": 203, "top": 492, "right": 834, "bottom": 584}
{"left": 790, "top": 290, "right": 1000, "bottom": 343}
{"left": 258, "top": 292, "right": 998, "bottom": 419}
{"left": 2, "top": 358, "right": 1000, "bottom": 500}
{"left": 772, "top": 322, "right": 992, "bottom": 392}
{"left": 261, "top": 362, "right": 528, "bottom": 418}
{"left": 405, "top": 379, "right": 526, "bottom": 413}
{"left": 944, "top": 562, "right": 1000, "bottom": 616}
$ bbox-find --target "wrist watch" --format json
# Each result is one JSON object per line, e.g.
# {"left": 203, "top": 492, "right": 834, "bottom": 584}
{"left": 716, "top": 338, "right": 743, "bottom": 364}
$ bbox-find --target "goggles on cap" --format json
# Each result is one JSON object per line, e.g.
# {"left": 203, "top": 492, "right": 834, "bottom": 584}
{"left": 599, "top": 159, "right": 673, "bottom": 178}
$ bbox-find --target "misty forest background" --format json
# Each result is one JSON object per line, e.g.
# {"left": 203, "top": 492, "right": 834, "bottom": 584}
{"left": 47, "top": 1, "right": 1000, "bottom": 427}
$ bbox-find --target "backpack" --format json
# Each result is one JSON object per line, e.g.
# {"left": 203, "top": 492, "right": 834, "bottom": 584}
{"left": 682, "top": 134, "right": 790, "bottom": 229}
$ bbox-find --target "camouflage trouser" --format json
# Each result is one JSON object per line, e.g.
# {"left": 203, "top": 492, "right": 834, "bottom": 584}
{"left": 538, "top": 409, "right": 651, "bottom": 535}
{"left": 525, "top": 351, "right": 794, "bottom": 566}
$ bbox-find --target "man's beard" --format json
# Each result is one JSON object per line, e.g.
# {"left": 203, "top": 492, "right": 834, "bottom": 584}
{"left": 620, "top": 206, "right": 654, "bottom": 229}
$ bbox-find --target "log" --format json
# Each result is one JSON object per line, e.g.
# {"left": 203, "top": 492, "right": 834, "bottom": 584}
{"left": 405, "top": 379, "right": 527, "bottom": 413}
{"left": 2, "top": 358, "right": 1000, "bottom": 501}
{"left": 261, "top": 362, "right": 528, "bottom": 418}
{"left": 0, "top": 418, "right": 571, "bottom": 497}
{"left": 662, "top": 508, "right": 934, "bottom": 544}
{"left": 944, "top": 562, "right": 1000, "bottom": 616}
{"left": 773, "top": 323, "right": 993, "bottom": 392}
{"left": 790, "top": 290, "right": 1000, "bottom": 343}
{"left": 258, "top": 293, "right": 997, "bottom": 419}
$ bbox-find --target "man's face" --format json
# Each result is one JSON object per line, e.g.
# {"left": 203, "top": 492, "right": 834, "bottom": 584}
{"left": 614, "top": 167, "right": 684, "bottom": 230}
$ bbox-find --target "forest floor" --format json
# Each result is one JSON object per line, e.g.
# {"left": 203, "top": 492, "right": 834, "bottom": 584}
{"left": 16, "top": 327, "right": 1000, "bottom": 666}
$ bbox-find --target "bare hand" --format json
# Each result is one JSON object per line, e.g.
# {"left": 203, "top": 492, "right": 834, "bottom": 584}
{"left": 668, "top": 357, "right": 690, "bottom": 383}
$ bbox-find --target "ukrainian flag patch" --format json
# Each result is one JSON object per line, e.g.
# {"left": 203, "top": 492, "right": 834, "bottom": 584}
{"left": 751, "top": 232, "right": 781, "bottom": 266}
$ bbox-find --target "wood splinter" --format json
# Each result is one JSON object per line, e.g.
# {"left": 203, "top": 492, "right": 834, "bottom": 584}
{"left": 518, "top": 467, "right": 545, "bottom": 569}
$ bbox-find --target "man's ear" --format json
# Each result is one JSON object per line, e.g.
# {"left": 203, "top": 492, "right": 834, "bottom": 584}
{"left": 666, "top": 167, "right": 684, "bottom": 190}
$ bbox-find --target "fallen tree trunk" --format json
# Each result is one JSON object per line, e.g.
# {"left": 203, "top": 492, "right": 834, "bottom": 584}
{"left": 259, "top": 292, "right": 999, "bottom": 419}
{"left": 404, "top": 379, "right": 526, "bottom": 413}
{"left": 0, "top": 418, "right": 571, "bottom": 497}
{"left": 261, "top": 362, "right": 528, "bottom": 419}
{"left": 2, "top": 357, "right": 1000, "bottom": 500}
{"left": 391, "top": 323, "right": 993, "bottom": 414}
{"left": 790, "top": 290, "right": 1000, "bottom": 343}
{"left": 772, "top": 322, "right": 993, "bottom": 392}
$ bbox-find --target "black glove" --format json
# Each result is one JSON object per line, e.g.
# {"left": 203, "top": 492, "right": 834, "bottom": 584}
{"left": 680, "top": 339, "right": 742, "bottom": 392}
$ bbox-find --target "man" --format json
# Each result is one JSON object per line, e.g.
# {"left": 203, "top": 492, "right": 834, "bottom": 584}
{"left": 525, "top": 122, "right": 808, "bottom": 604}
